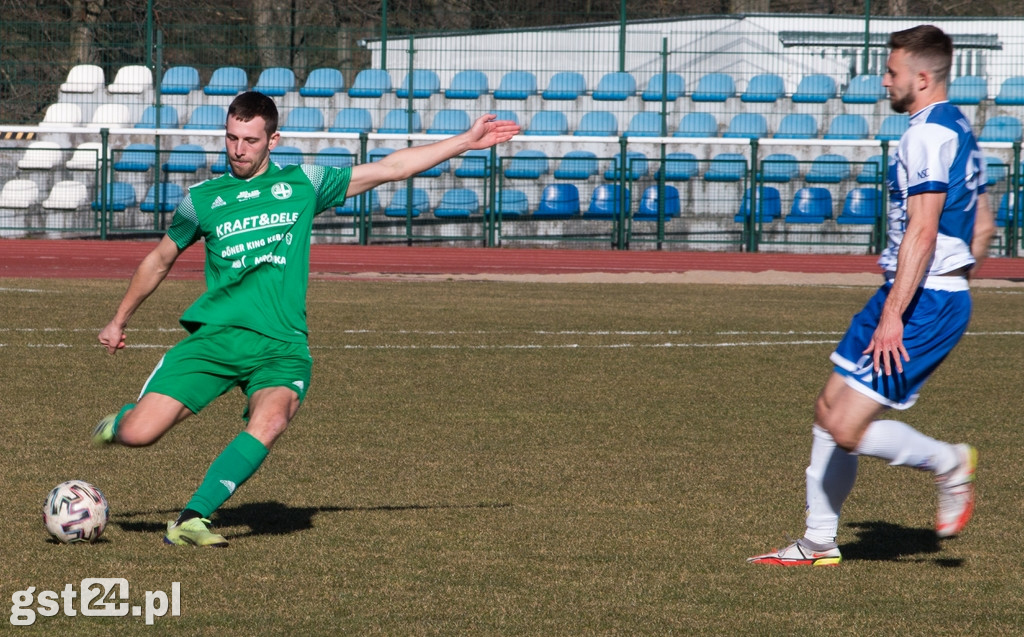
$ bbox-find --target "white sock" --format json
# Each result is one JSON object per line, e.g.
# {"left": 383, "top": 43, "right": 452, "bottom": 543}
{"left": 804, "top": 425, "right": 858, "bottom": 545}
{"left": 855, "top": 419, "right": 958, "bottom": 475}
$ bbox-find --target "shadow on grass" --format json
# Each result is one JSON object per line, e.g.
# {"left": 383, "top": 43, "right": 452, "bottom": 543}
{"left": 114, "top": 501, "right": 512, "bottom": 539}
{"left": 841, "top": 520, "right": 963, "bottom": 566}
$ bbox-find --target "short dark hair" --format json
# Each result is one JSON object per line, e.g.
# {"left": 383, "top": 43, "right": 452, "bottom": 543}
{"left": 888, "top": 25, "right": 953, "bottom": 84}
{"left": 227, "top": 91, "right": 279, "bottom": 136}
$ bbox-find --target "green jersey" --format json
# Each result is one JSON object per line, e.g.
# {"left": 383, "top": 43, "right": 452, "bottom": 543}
{"left": 166, "top": 162, "right": 351, "bottom": 343}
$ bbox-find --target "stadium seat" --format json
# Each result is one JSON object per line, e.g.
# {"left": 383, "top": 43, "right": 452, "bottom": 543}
{"left": 592, "top": 72, "right": 636, "bottom": 101}
{"left": 674, "top": 112, "right": 717, "bottom": 138}
{"left": 791, "top": 74, "right": 836, "bottom": 103}
{"left": 0, "top": 180, "right": 40, "bottom": 208}
{"left": 416, "top": 158, "right": 450, "bottom": 178}
{"left": 446, "top": 70, "right": 489, "bottom": 99}
{"left": 180, "top": 105, "right": 223, "bottom": 130}
{"left": 805, "top": 153, "right": 850, "bottom": 183}
{"left": 656, "top": 152, "right": 699, "bottom": 181}
{"left": 204, "top": 66, "right": 247, "bottom": 95}
{"left": 134, "top": 105, "right": 178, "bottom": 129}
{"left": 691, "top": 73, "right": 735, "bottom": 102}
{"left": 837, "top": 188, "right": 881, "bottom": 225}
{"left": 979, "top": 116, "right": 1023, "bottom": 143}
{"left": 948, "top": 75, "right": 987, "bottom": 105}
{"left": 299, "top": 68, "right": 344, "bottom": 98}
{"left": 427, "top": 109, "right": 471, "bottom": 135}
{"left": 723, "top": 113, "right": 768, "bottom": 139}
{"left": 857, "top": 154, "right": 886, "bottom": 184}
{"left": 758, "top": 153, "right": 799, "bottom": 183}
{"left": 140, "top": 183, "right": 185, "bottom": 212}
{"left": 735, "top": 186, "right": 781, "bottom": 223}
{"left": 41, "top": 181, "right": 89, "bottom": 210}
{"left": 329, "top": 108, "right": 373, "bottom": 133}
{"left": 504, "top": 150, "right": 549, "bottom": 179}
{"left": 40, "top": 103, "right": 83, "bottom": 128}
{"left": 91, "top": 104, "right": 133, "bottom": 128}
{"left": 574, "top": 111, "right": 618, "bottom": 137}
{"left": 434, "top": 188, "right": 480, "bottom": 218}
{"left": 635, "top": 185, "right": 680, "bottom": 220}
{"left": 534, "top": 183, "right": 581, "bottom": 219}
{"left": 335, "top": 190, "right": 380, "bottom": 216}
{"left": 280, "top": 107, "right": 325, "bottom": 132}
{"left": 996, "top": 192, "right": 1022, "bottom": 227}
{"left": 114, "top": 143, "right": 156, "bottom": 172}
{"left": 17, "top": 142, "right": 62, "bottom": 170}
{"left": 787, "top": 187, "right": 833, "bottom": 223}
{"left": 163, "top": 143, "right": 208, "bottom": 173}
{"left": 554, "top": 150, "right": 599, "bottom": 180}
{"left": 60, "top": 64, "right": 104, "bottom": 93}
{"left": 314, "top": 147, "right": 354, "bottom": 169}
{"left": 703, "top": 153, "right": 747, "bottom": 182}
{"left": 876, "top": 114, "right": 909, "bottom": 141}
{"left": 396, "top": 69, "right": 441, "bottom": 99}
{"left": 487, "top": 189, "right": 529, "bottom": 218}
{"left": 494, "top": 71, "right": 538, "bottom": 100}
{"left": 525, "top": 110, "right": 568, "bottom": 136}
{"left": 91, "top": 182, "right": 137, "bottom": 211}
{"left": 378, "top": 109, "right": 422, "bottom": 134}
{"left": 271, "top": 146, "right": 304, "bottom": 166}
{"left": 985, "top": 156, "right": 1008, "bottom": 185}
{"left": 253, "top": 67, "right": 295, "bottom": 96}
{"left": 542, "top": 71, "right": 587, "bottom": 100}
{"left": 994, "top": 76, "right": 1024, "bottom": 106}
{"left": 108, "top": 65, "right": 152, "bottom": 94}
{"left": 348, "top": 69, "right": 391, "bottom": 98}
{"left": 741, "top": 73, "right": 784, "bottom": 103}
{"left": 210, "top": 152, "right": 229, "bottom": 174}
{"left": 160, "top": 66, "right": 200, "bottom": 95}
{"left": 842, "top": 75, "right": 885, "bottom": 104}
{"left": 491, "top": 110, "right": 520, "bottom": 126}
{"left": 641, "top": 73, "right": 684, "bottom": 102}
{"left": 773, "top": 113, "right": 817, "bottom": 139}
{"left": 625, "top": 112, "right": 664, "bottom": 137}
{"left": 454, "top": 149, "right": 492, "bottom": 178}
{"left": 66, "top": 142, "right": 110, "bottom": 171}
{"left": 824, "top": 114, "right": 869, "bottom": 140}
{"left": 584, "top": 184, "right": 629, "bottom": 219}
{"left": 385, "top": 187, "right": 430, "bottom": 217}
{"left": 368, "top": 147, "right": 394, "bottom": 162}
{"left": 604, "top": 151, "right": 649, "bottom": 181}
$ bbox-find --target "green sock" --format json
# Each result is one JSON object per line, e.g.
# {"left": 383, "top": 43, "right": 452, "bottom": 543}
{"left": 111, "top": 403, "right": 135, "bottom": 438}
{"left": 185, "top": 432, "right": 269, "bottom": 518}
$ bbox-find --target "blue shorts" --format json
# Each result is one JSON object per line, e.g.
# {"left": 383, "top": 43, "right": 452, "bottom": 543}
{"left": 830, "top": 278, "right": 971, "bottom": 409}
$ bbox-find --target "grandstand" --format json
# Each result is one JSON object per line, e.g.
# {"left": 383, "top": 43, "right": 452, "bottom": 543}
{"left": 1, "top": 14, "right": 1022, "bottom": 254}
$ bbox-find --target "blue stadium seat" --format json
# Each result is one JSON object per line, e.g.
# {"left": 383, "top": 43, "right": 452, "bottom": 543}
{"left": 368, "top": 147, "right": 394, "bottom": 163}
{"left": 300, "top": 68, "right": 344, "bottom": 98}
{"left": 656, "top": 153, "right": 698, "bottom": 181}
{"left": 604, "top": 151, "right": 649, "bottom": 181}
{"left": 280, "top": 107, "right": 325, "bottom": 132}
{"left": 703, "top": 153, "right": 746, "bottom": 182}
{"left": 948, "top": 75, "right": 987, "bottom": 105}
{"left": 996, "top": 192, "right": 1022, "bottom": 227}
{"left": 211, "top": 152, "right": 228, "bottom": 174}
{"left": 434, "top": 188, "right": 480, "bottom": 218}
{"left": 494, "top": 71, "right": 538, "bottom": 100}
{"left": 787, "top": 187, "right": 833, "bottom": 223}
{"left": 446, "top": 70, "right": 489, "bottom": 99}
{"left": 534, "top": 184, "right": 581, "bottom": 219}
{"left": 635, "top": 185, "right": 680, "bottom": 220}
{"left": 416, "top": 158, "right": 449, "bottom": 178}
{"left": 426, "top": 109, "right": 471, "bottom": 135}
{"left": 348, "top": 69, "right": 391, "bottom": 98}
{"left": 525, "top": 110, "right": 568, "bottom": 136}
{"left": 735, "top": 187, "right": 781, "bottom": 223}
{"left": 378, "top": 109, "right": 422, "bottom": 134}
{"left": 140, "top": 183, "right": 184, "bottom": 213}
{"left": 574, "top": 111, "right": 618, "bottom": 137}
{"left": 504, "top": 150, "right": 549, "bottom": 179}
{"left": 92, "top": 181, "right": 137, "bottom": 211}
{"left": 805, "top": 153, "right": 850, "bottom": 183}
{"left": 385, "top": 188, "right": 430, "bottom": 217}
{"left": 454, "top": 149, "right": 491, "bottom": 178}
{"left": 723, "top": 113, "right": 768, "bottom": 139}
{"left": 114, "top": 143, "right": 156, "bottom": 172}
{"left": 837, "top": 188, "right": 881, "bottom": 225}
{"left": 184, "top": 105, "right": 226, "bottom": 130}
{"left": 254, "top": 67, "right": 295, "bottom": 96}
{"left": 270, "top": 145, "right": 303, "bottom": 166}
{"left": 857, "top": 155, "right": 886, "bottom": 184}
{"left": 491, "top": 110, "right": 520, "bottom": 126}
{"left": 397, "top": 69, "right": 441, "bottom": 99}
{"left": 875, "top": 114, "right": 909, "bottom": 141}
{"left": 160, "top": 66, "right": 200, "bottom": 95}
{"left": 985, "top": 156, "right": 1008, "bottom": 185}
{"left": 135, "top": 105, "right": 178, "bottom": 129}
{"left": 842, "top": 75, "right": 884, "bottom": 104}
{"left": 487, "top": 189, "right": 529, "bottom": 218}
{"left": 674, "top": 112, "right": 717, "bottom": 138}
{"left": 592, "top": 72, "right": 637, "bottom": 101}
{"left": 314, "top": 147, "right": 354, "bottom": 169}
{"left": 335, "top": 190, "right": 380, "bottom": 216}
{"left": 824, "top": 114, "right": 869, "bottom": 140}
{"left": 624, "top": 112, "right": 663, "bottom": 137}
{"left": 691, "top": 73, "right": 735, "bottom": 102}
{"left": 741, "top": 74, "right": 785, "bottom": 103}
{"left": 554, "top": 150, "right": 599, "bottom": 180}
{"left": 994, "top": 77, "right": 1024, "bottom": 106}
{"left": 759, "top": 153, "right": 799, "bottom": 183}
{"left": 204, "top": 66, "right": 247, "bottom": 96}
{"left": 329, "top": 108, "right": 373, "bottom": 133}
{"left": 979, "top": 116, "right": 1023, "bottom": 143}
{"left": 584, "top": 184, "right": 629, "bottom": 219}
{"left": 542, "top": 72, "right": 586, "bottom": 100}
{"left": 642, "top": 73, "right": 684, "bottom": 102}
{"left": 792, "top": 74, "right": 836, "bottom": 103}
{"left": 162, "top": 143, "right": 207, "bottom": 173}
{"left": 774, "top": 113, "right": 817, "bottom": 139}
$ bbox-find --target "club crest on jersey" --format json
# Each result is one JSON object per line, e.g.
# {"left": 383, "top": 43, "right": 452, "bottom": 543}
{"left": 271, "top": 182, "right": 293, "bottom": 200}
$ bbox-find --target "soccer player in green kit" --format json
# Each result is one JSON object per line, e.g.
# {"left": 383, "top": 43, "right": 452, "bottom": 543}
{"left": 94, "top": 91, "right": 520, "bottom": 547}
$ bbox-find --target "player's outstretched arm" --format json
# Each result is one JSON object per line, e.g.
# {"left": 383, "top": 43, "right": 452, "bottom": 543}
{"left": 346, "top": 114, "right": 520, "bottom": 197}
{"left": 98, "top": 235, "right": 184, "bottom": 355}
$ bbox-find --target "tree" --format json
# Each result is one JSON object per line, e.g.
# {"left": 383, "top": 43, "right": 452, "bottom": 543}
{"left": 70, "top": 0, "right": 106, "bottom": 64}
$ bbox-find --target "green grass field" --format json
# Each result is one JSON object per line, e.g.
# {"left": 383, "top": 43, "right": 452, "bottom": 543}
{"left": 2, "top": 277, "right": 1023, "bottom": 635}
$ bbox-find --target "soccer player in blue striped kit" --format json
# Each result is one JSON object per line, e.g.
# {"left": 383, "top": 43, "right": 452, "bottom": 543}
{"left": 749, "top": 25, "right": 996, "bottom": 566}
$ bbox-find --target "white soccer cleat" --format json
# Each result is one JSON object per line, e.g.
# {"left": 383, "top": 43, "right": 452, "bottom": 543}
{"left": 935, "top": 443, "right": 976, "bottom": 539}
{"left": 747, "top": 538, "right": 842, "bottom": 567}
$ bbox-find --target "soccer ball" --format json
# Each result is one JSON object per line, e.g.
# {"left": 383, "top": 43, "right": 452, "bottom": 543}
{"left": 42, "top": 480, "right": 109, "bottom": 544}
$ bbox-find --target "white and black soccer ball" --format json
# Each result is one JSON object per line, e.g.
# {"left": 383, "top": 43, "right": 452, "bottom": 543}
{"left": 42, "top": 480, "right": 109, "bottom": 544}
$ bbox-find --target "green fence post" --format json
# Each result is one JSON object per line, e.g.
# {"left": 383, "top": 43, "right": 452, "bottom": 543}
{"left": 486, "top": 146, "right": 497, "bottom": 247}
{"left": 617, "top": 136, "right": 628, "bottom": 249}
{"left": 1010, "top": 141, "right": 1021, "bottom": 257}
{"left": 99, "top": 128, "right": 110, "bottom": 239}
{"left": 359, "top": 132, "right": 370, "bottom": 245}
{"left": 877, "top": 139, "right": 889, "bottom": 254}
{"left": 747, "top": 138, "right": 759, "bottom": 252}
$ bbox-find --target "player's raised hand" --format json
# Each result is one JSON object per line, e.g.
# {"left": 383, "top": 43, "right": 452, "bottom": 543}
{"left": 464, "top": 113, "right": 521, "bottom": 150}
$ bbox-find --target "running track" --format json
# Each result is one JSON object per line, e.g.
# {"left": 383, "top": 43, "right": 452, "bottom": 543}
{"left": 2, "top": 239, "right": 1023, "bottom": 281}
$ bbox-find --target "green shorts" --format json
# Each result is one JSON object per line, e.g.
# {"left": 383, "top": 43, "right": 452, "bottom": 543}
{"left": 141, "top": 324, "right": 313, "bottom": 416}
